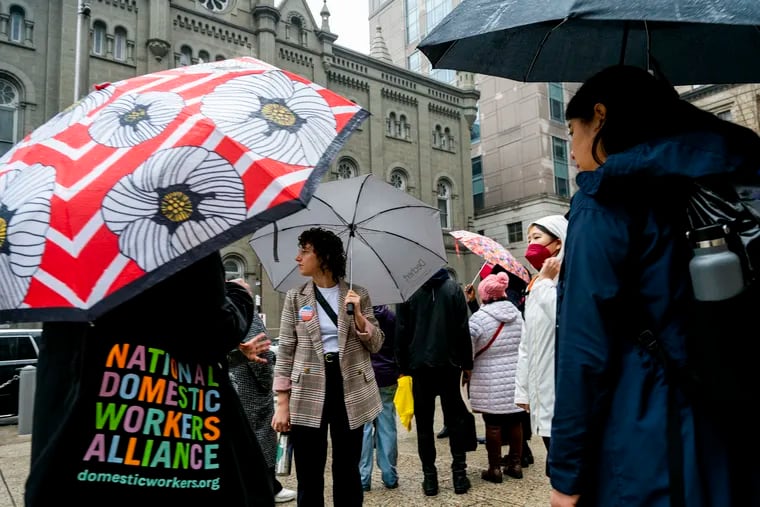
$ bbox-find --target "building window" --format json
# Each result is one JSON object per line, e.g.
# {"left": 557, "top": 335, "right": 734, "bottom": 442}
{"left": 114, "top": 27, "right": 127, "bottom": 61}
{"left": 179, "top": 45, "right": 193, "bottom": 66}
{"left": 289, "top": 15, "right": 307, "bottom": 45}
{"left": 405, "top": 0, "right": 419, "bottom": 44}
{"left": 223, "top": 256, "right": 245, "bottom": 281}
{"left": 387, "top": 112, "right": 396, "bottom": 136}
{"left": 0, "top": 78, "right": 20, "bottom": 157}
{"left": 433, "top": 125, "right": 442, "bottom": 146}
{"left": 437, "top": 179, "right": 451, "bottom": 229}
{"left": 426, "top": 0, "right": 451, "bottom": 36}
{"left": 552, "top": 136, "right": 570, "bottom": 198}
{"left": 200, "top": 0, "right": 231, "bottom": 13}
{"left": 717, "top": 109, "right": 733, "bottom": 122}
{"left": 198, "top": 50, "right": 210, "bottom": 63}
{"left": 215, "top": 54, "right": 226, "bottom": 61}
{"left": 336, "top": 158, "right": 358, "bottom": 179}
{"left": 398, "top": 114, "right": 408, "bottom": 139}
{"left": 408, "top": 50, "right": 421, "bottom": 73}
{"left": 471, "top": 107, "right": 481, "bottom": 144}
{"left": 472, "top": 156, "right": 484, "bottom": 211}
{"left": 92, "top": 21, "right": 107, "bottom": 56}
{"left": 507, "top": 222, "right": 523, "bottom": 244}
{"left": 9, "top": 6, "right": 25, "bottom": 43}
{"left": 390, "top": 168, "right": 407, "bottom": 190}
{"left": 549, "top": 82, "right": 565, "bottom": 123}
{"left": 430, "top": 68, "right": 456, "bottom": 85}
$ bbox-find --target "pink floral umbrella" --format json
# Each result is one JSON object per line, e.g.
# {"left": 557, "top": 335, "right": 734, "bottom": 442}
{"left": 449, "top": 230, "right": 530, "bottom": 284}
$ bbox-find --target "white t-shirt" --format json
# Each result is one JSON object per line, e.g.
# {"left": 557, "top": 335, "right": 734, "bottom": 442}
{"left": 315, "top": 284, "right": 340, "bottom": 353}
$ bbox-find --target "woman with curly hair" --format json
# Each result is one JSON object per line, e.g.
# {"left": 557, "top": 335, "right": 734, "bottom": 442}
{"left": 272, "top": 227, "right": 384, "bottom": 506}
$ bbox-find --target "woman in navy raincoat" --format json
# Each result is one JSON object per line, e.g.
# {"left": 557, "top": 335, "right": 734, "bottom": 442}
{"left": 550, "top": 65, "right": 759, "bottom": 507}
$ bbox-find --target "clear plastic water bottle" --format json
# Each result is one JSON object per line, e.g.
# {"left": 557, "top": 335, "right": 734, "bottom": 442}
{"left": 688, "top": 224, "right": 744, "bottom": 301}
{"left": 275, "top": 432, "right": 293, "bottom": 476}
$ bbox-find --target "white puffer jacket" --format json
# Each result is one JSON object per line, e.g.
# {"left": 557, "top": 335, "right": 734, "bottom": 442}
{"left": 468, "top": 300, "right": 524, "bottom": 414}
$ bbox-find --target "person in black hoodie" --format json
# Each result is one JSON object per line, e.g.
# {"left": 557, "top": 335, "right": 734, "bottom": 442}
{"left": 395, "top": 268, "right": 474, "bottom": 497}
{"left": 26, "top": 252, "right": 274, "bottom": 506}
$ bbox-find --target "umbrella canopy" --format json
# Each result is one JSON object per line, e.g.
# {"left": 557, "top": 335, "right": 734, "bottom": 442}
{"left": 0, "top": 57, "right": 367, "bottom": 322}
{"left": 417, "top": 0, "right": 760, "bottom": 84}
{"left": 449, "top": 230, "right": 530, "bottom": 284}
{"left": 249, "top": 174, "right": 448, "bottom": 305}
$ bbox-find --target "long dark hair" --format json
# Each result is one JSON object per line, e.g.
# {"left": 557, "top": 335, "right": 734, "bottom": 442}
{"left": 565, "top": 65, "right": 758, "bottom": 166}
{"left": 298, "top": 227, "right": 346, "bottom": 283}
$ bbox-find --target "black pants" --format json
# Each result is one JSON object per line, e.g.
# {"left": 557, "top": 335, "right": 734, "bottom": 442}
{"left": 290, "top": 359, "right": 364, "bottom": 506}
{"left": 411, "top": 367, "right": 471, "bottom": 469}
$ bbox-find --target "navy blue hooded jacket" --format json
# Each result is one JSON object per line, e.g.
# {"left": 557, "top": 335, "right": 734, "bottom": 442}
{"left": 551, "top": 130, "right": 759, "bottom": 506}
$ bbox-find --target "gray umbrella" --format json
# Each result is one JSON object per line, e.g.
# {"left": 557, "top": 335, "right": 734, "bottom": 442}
{"left": 417, "top": 0, "right": 760, "bottom": 84}
{"left": 249, "top": 174, "right": 448, "bottom": 306}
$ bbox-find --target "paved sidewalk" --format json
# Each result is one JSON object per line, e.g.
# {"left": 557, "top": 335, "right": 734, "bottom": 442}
{"left": 0, "top": 407, "right": 552, "bottom": 506}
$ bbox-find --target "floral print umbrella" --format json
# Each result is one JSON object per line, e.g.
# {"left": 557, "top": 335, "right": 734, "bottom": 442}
{"left": 449, "top": 230, "right": 530, "bottom": 284}
{"left": 0, "top": 57, "right": 368, "bottom": 322}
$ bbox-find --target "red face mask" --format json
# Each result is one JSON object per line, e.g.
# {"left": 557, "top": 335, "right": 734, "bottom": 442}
{"left": 525, "top": 243, "right": 553, "bottom": 271}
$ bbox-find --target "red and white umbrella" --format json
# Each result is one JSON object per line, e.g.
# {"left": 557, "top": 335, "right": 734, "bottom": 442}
{"left": 0, "top": 57, "right": 367, "bottom": 322}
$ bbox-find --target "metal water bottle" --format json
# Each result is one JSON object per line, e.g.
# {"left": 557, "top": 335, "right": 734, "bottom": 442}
{"left": 688, "top": 224, "right": 744, "bottom": 301}
{"left": 275, "top": 432, "right": 293, "bottom": 476}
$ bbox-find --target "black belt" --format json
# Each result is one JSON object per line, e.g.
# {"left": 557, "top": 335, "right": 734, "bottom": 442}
{"left": 324, "top": 352, "right": 339, "bottom": 364}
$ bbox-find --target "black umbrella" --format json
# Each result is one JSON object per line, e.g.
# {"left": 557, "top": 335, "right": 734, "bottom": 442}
{"left": 417, "top": 0, "right": 760, "bottom": 84}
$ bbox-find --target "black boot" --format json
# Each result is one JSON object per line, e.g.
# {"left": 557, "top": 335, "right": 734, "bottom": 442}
{"left": 451, "top": 453, "right": 471, "bottom": 494}
{"left": 422, "top": 464, "right": 438, "bottom": 496}
{"left": 522, "top": 439, "right": 534, "bottom": 467}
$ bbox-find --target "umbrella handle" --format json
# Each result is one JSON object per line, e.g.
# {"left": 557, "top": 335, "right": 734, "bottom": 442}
{"left": 346, "top": 233, "right": 354, "bottom": 315}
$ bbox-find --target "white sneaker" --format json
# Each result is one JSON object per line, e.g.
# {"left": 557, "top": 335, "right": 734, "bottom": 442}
{"left": 274, "top": 488, "right": 297, "bottom": 503}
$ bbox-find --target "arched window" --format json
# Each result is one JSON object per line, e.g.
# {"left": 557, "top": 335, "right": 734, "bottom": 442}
{"left": 397, "top": 114, "right": 405, "bottom": 138}
{"left": 223, "top": 256, "right": 245, "bottom": 281}
{"left": 9, "top": 6, "right": 25, "bottom": 43}
{"left": 387, "top": 112, "right": 396, "bottom": 136}
{"left": 200, "top": 0, "right": 231, "bottom": 13}
{"left": 437, "top": 179, "right": 452, "bottom": 229}
{"left": 288, "top": 14, "right": 307, "bottom": 45}
{"left": 198, "top": 50, "right": 210, "bottom": 63}
{"left": 390, "top": 168, "right": 407, "bottom": 191}
{"left": 0, "top": 78, "right": 20, "bottom": 157}
{"left": 92, "top": 21, "right": 107, "bottom": 56}
{"left": 114, "top": 26, "right": 127, "bottom": 61}
{"left": 336, "top": 158, "right": 358, "bottom": 179}
{"left": 215, "top": 54, "right": 226, "bottom": 61}
{"left": 179, "top": 45, "right": 193, "bottom": 66}
{"left": 442, "top": 127, "right": 451, "bottom": 150}
{"left": 433, "top": 125, "right": 443, "bottom": 146}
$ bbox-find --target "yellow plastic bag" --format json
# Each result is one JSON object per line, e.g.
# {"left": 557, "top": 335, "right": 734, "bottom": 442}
{"left": 394, "top": 375, "right": 414, "bottom": 431}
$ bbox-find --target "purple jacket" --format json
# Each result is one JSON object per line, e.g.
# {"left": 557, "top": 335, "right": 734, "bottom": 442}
{"left": 371, "top": 305, "right": 399, "bottom": 387}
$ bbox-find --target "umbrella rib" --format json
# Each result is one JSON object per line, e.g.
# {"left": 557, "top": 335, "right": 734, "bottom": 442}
{"left": 354, "top": 227, "right": 449, "bottom": 261}
{"left": 525, "top": 17, "right": 569, "bottom": 81}
{"left": 353, "top": 204, "right": 439, "bottom": 227}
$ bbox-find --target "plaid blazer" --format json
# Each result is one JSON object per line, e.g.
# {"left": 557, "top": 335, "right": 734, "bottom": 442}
{"left": 273, "top": 279, "right": 383, "bottom": 429}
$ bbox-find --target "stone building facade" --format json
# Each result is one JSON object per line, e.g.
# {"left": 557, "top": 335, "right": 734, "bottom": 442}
{"left": 0, "top": 0, "right": 479, "bottom": 333}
